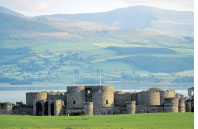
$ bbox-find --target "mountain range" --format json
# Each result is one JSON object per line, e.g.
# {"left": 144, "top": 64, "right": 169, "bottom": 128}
{"left": 37, "top": 6, "right": 194, "bottom": 36}
{"left": 0, "top": 5, "right": 194, "bottom": 36}
{"left": 0, "top": 5, "right": 194, "bottom": 85}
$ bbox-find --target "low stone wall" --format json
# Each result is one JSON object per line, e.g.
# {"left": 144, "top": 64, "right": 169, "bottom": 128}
{"left": 94, "top": 107, "right": 114, "bottom": 115}
{"left": 136, "top": 105, "right": 164, "bottom": 113}
{"left": 12, "top": 106, "right": 33, "bottom": 115}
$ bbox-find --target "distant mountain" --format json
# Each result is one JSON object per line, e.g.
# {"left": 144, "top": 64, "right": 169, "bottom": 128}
{"left": 0, "top": 13, "right": 63, "bottom": 33}
{"left": 0, "top": 6, "right": 25, "bottom": 18}
{"left": 0, "top": 5, "right": 116, "bottom": 34}
{"left": 37, "top": 6, "right": 193, "bottom": 36}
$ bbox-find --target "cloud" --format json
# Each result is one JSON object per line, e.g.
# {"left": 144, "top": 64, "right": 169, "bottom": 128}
{"left": 0, "top": 0, "right": 130, "bottom": 16}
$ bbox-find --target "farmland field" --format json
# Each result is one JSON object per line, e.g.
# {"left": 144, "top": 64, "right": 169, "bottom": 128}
{"left": 0, "top": 113, "right": 194, "bottom": 129}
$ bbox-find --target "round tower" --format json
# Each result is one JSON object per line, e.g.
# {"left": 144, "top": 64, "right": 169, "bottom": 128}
{"left": 26, "top": 92, "right": 47, "bottom": 106}
{"left": 179, "top": 99, "right": 185, "bottom": 112}
{"left": 164, "top": 97, "right": 178, "bottom": 112}
{"left": 67, "top": 86, "right": 85, "bottom": 109}
{"left": 126, "top": 101, "right": 136, "bottom": 114}
{"left": 83, "top": 102, "right": 93, "bottom": 115}
{"left": 160, "top": 90, "right": 176, "bottom": 105}
{"left": 92, "top": 86, "right": 114, "bottom": 108}
{"left": 2, "top": 102, "right": 13, "bottom": 112}
{"left": 146, "top": 91, "right": 160, "bottom": 106}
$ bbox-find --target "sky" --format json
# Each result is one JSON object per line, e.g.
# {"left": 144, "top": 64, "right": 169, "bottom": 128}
{"left": 0, "top": 0, "right": 194, "bottom": 16}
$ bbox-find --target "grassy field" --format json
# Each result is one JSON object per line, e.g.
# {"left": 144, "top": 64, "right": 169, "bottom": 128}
{"left": 0, "top": 26, "right": 194, "bottom": 85}
{"left": 0, "top": 113, "right": 194, "bottom": 129}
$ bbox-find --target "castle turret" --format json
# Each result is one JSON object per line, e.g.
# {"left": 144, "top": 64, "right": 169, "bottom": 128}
{"left": 92, "top": 86, "right": 114, "bottom": 115}
{"left": 160, "top": 90, "right": 176, "bottom": 105}
{"left": 126, "top": 101, "right": 136, "bottom": 114}
{"left": 137, "top": 88, "right": 161, "bottom": 106}
{"left": 92, "top": 86, "right": 114, "bottom": 108}
{"left": 164, "top": 97, "right": 178, "bottom": 112}
{"left": 179, "top": 99, "right": 185, "bottom": 112}
{"left": 26, "top": 92, "right": 47, "bottom": 106}
{"left": 146, "top": 91, "right": 160, "bottom": 106}
{"left": 67, "top": 86, "right": 85, "bottom": 109}
{"left": 2, "top": 102, "right": 13, "bottom": 112}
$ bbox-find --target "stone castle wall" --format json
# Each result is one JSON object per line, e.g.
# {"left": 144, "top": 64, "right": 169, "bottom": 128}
{"left": 114, "top": 91, "right": 131, "bottom": 107}
{"left": 26, "top": 92, "right": 47, "bottom": 106}
{"left": 1, "top": 86, "right": 193, "bottom": 116}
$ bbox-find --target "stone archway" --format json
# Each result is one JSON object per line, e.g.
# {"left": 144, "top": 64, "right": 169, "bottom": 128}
{"left": 36, "top": 102, "right": 43, "bottom": 116}
{"left": 51, "top": 103, "right": 54, "bottom": 116}
{"left": 44, "top": 102, "right": 48, "bottom": 116}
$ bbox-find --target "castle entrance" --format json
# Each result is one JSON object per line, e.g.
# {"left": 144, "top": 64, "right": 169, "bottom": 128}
{"left": 36, "top": 102, "right": 43, "bottom": 116}
{"left": 51, "top": 103, "right": 54, "bottom": 116}
{"left": 44, "top": 102, "right": 48, "bottom": 116}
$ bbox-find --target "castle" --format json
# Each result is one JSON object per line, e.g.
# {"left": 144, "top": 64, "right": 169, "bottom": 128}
{"left": 0, "top": 86, "right": 194, "bottom": 116}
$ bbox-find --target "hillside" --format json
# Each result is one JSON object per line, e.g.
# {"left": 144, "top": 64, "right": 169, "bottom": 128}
{"left": 0, "top": 6, "right": 25, "bottom": 18}
{"left": 0, "top": 6, "right": 194, "bottom": 85}
{"left": 35, "top": 17, "right": 117, "bottom": 31}
{"left": 38, "top": 6, "right": 194, "bottom": 36}
{"left": 0, "top": 13, "right": 63, "bottom": 33}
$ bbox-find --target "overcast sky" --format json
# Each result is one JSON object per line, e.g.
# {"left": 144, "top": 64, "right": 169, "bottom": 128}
{"left": 0, "top": 0, "right": 194, "bottom": 16}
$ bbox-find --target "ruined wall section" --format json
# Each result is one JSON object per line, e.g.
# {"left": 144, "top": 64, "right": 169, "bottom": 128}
{"left": 0, "top": 102, "right": 33, "bottom": 115}
{"left": 12, "top": 105, "right": 33, "bottom": 115}
{"left": 0, "top": 102, "right": 13, "bottom": 114}
{"left": 47, "top": 91, "right": 67, "bottom": 106}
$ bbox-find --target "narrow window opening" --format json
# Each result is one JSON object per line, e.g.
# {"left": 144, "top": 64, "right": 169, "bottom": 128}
{"left": 87, "top": 90, "right": 90, "bottom": 94}
{"left": 73, "top": 101, "right": 76, "bottom": 104}
{"left": 106, "top": 100, "right": 108, "bottom": 104}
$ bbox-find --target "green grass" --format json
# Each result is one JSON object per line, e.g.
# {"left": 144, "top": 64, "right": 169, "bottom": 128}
{"left": 0, "top": 113, "right": 194, "bottom": 129}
